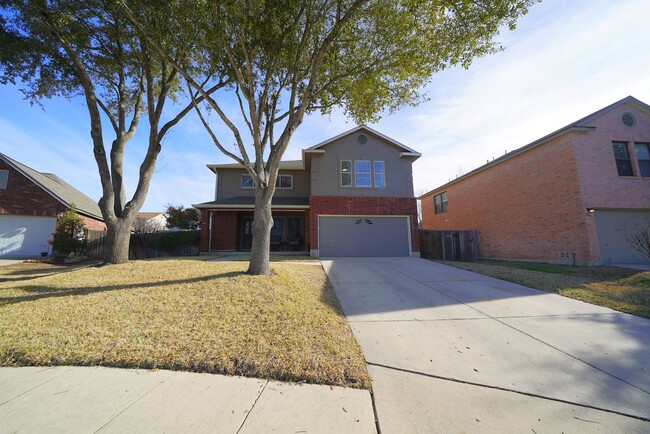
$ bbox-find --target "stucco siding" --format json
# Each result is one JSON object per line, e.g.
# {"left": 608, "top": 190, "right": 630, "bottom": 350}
{"left": 217, "top": 169, "right": 311, "bottom": 200}
{"left": 309, "top": 131, "right": 415, "bottom": 197}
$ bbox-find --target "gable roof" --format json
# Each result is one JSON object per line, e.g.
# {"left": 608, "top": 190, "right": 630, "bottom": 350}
{"left": 419, "top": 95, "right": 650, "bottom": 199}
{"left": 137, "top": 212, "right": 165, "bottom": 220}
{"left": 0, "top": 153, "right": 103, "bottom": 220}
{"left": 305, "top": 125, "right": 421, "bottom": 156}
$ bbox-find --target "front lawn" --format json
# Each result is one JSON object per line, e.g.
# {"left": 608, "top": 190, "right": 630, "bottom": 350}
{"left": 439, "top": 260, "right": 650, "bottom": 319}
{"left": 0, "top": 258, "right": 370, "bottom": 389}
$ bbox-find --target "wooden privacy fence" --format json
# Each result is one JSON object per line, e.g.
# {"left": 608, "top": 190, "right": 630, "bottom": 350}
{"left": 85, "top": 229, "right": 200, "bottom": 259}
{"left": 419, "top": 230, "right": 480, "bottom": 261}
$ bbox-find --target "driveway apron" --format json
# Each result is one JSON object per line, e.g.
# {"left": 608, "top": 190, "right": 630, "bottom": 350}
{"left": 322, "top": 257, "right": 650, "bottom": 433}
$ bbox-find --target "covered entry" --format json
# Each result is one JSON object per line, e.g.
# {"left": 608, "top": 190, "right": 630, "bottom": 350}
{"left": 595, "top": 210, "right": 650, "bottom": 264}
{"left": 319, "top": 215, "right": 410, "bottom": 257}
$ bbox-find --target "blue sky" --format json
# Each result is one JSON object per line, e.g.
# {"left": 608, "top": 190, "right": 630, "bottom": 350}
{"left": 1, "top": 0, "right": 649, "bottom": 211}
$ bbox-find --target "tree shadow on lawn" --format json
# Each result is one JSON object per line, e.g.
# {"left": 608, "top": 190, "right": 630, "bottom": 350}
{"left": 0, "top": 262, "right": 100, "bottom": 284}
{"left": 0, "top": 271, "right": 244, "bottom": 306}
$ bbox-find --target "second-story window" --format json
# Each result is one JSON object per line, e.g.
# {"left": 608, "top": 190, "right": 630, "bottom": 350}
{"left": 241, "top": 174, "right": 255, "bottom": 188}
{"left": 341, "top": 160, "right": 352, "bottom": 187}
{"left": 276, "top": 175, "right": 293, "bottom": 189}
{"left": 355, "top": 160, "right": 371, "bottom": 187}
{"left": 0, "top": 169, "right": 8, "bottom": 189}
{"left": 635, "top": 143, "right": 650, "bottom": 177}
{"left": 612, "top": 142, "right": 634, "bottom": 176}
{"left": 434, "top": 192, "right": 448, "bottom": 214}
{"left": 374, "top": 161, "right": 385, "bottom": 188}
{"left": 242, "top": 174, "right": 293, "bottom": 189}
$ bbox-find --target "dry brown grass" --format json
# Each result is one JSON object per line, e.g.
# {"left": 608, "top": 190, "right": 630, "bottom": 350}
{"left": 439, "top": 260, "right": 650, "bottom": 319}
{"left": 0, "top": 258, "right": 370, "bottom": 389}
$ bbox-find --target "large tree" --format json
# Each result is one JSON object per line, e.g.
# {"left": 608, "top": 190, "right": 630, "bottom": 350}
{"left": 0, "top": 0, "right": 222, "bottom": 263}
{"left": 126, "top": 0, "right": 537, "bottom": 275}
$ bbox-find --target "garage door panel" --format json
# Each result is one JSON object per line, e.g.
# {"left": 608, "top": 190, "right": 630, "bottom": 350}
{"left": 319, "top": 216, "right": 410, "bottom": 257}
{"left": 0, "top": 216, "right": 56, "bottom": 256}
{"left": 595, "top": 211, "right": 650, "bottom": 264}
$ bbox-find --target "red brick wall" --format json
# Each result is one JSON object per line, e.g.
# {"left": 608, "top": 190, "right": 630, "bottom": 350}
{"left": 0, "top": 160, "right": 64, "bottom": 217}
{"left": 200, "top": 210, "right": 238, "bottom": 252}
{"left": 79, "top": 215, "right": 106, "bottom": 231}
{"left": 572, "top": 104, "right": 650, "bottom": 262}
{"left": 421, "top": 134, "right": 591, "bottom": 264}
{"left": 310, "top": 196, "right": 419, "bottom": 252}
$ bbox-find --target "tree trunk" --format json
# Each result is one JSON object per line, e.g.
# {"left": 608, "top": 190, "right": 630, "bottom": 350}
{"left": 104, "top": 218, "right": 133, "bottom": 264}
{"left": 247, "top": 187, "right": 274, "bottom": 275}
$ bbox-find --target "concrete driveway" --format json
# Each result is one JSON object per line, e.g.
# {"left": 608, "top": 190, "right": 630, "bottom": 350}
{"left": 322, "top": 257, "right": 650, "bottom": 433}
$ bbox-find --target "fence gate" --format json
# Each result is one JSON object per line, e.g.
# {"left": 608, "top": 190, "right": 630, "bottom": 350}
{"left": 419, "top": 230, "right": 480, "bottom": 261}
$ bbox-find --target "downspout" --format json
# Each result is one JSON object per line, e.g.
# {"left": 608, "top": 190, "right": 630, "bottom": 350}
{"left": 208, "top": 211, "right": 214, "bottom": 252}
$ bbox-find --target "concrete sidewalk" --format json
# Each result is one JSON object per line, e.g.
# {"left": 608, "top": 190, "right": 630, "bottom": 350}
{"left": 323, "top": 257, "right": 650, "bottom": 433}
{"left": 0, "top": 367, "right": 376, "bottom": 434}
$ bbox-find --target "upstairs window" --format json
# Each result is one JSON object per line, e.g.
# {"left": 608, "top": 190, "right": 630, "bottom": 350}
{"left": 612, "top": 142, "right": 634, "bottom": 176}
{"left": 0, "top": 169, "right": 8, "bottom": 189}
{"left": 276, "top": 175, "right": 293, "bottom": 189}
{"left": 241, "top": 174, "right": 255, "bottom": 188}
{"left": 242, "top": 174, "right": 294, "bottom": 189}
{"left": 635, "top": 143, "right": 650, "bottom": 177}
{"left": 354, "top": 160, "right": 371, "bottom": 187}
{"left": 340, "top": 160, "right": 352, "bottom": 187}
{"left": 374, "top": 161, "right": 385, "bottom": 188}
{"left": 434, "top": 192, "right": 448, "bottom": 214}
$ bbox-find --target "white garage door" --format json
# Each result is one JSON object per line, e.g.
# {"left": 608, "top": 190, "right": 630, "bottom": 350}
{"left": 0, "top": 215, "right": 56, "bottom": 257}
{"left": 595, "top": 210, "right": 650, "bottom": 264}
{"left": 319, "top": 216, "right": 410, "bottom": 257}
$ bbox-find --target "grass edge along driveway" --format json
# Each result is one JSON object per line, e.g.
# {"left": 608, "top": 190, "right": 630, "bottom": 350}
{"left": 439, "top": 260, "right": 650, "bottom": 319}
{"left": 0, "top": 258, "right": 370, "bottom": 389}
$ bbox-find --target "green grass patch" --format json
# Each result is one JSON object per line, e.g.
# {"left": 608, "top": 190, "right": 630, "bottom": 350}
{"left": 0, "top": 258, "right": 370, "bottom": 388}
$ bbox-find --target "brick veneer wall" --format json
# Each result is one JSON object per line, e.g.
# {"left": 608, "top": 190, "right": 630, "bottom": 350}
{"left": 0, "top": 160, "right": 64, "bottom": 217}
{"left": 309, "top": 196, "right": 419, "bottom": 252}
{"left": 200, "top": 209, "right": 238, "bottom": 251}
{"left": 80, "top": 215, "right": 106, "bottom": 231}
{"left": 421, "top": 133, "right": 591, "bottom": 264}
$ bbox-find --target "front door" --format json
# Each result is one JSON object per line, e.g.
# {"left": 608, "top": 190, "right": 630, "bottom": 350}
{"left": 241, "top": 218, "right": 254, "bottom": 250}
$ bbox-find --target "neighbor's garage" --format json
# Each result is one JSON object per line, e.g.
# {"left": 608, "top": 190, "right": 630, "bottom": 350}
{"left": 0, "top": 215, "right": 56, "bottom": 257}
{"left": 594, "top": 210, "right": 650, "bottom": 264}
{"left": 318, "top": 215, "right": 410, "bottom": 257}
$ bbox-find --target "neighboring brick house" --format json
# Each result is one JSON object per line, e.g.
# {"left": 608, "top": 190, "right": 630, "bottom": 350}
{"left": 0, "top": 153, "right": 106, "bottom": 256}
{"left": 420, "top": 96, "right": 650, "bottom": 265}
{"left": 194, "top": 126, "right": 421, "bottom": 257}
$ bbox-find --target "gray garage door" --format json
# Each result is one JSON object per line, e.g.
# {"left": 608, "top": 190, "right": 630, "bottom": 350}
{"left": 0, "top": 215, "right": 57, "bottom": 257}
{"left": 595, "top": 210, "right": 650, "bottom": 264}
{"left": 319, "top": 216, "right": 410, "bottom": 257}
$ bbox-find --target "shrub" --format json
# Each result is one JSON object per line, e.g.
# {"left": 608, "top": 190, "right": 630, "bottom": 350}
{"left": 51, "top": 205, "right": 86, "bottom": 256}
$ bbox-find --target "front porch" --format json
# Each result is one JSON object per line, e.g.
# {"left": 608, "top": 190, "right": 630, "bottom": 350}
{"left": 196, "top": 197, "right": 310, "bottom": 254}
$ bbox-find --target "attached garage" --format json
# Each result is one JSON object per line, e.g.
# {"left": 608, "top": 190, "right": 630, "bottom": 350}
{"left": 0, "top": 215, "right": 56, "bottom": 257}
{"left": 595, "top": 210, "right": 650, "bottom": 264}
{"left": 318, "top": 215, "right": 411, "bottom": 257}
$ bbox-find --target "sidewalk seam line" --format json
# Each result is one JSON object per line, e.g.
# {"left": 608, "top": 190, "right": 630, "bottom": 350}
{"left": 348, "top": 312, "right": 623, "bottom": 323}
{"left": 0, "top": 366, "right": 74, "bottom": 407}
{"left": 367, "top": 362, "right": 650, "bottom": 423}
{"left": 93, "top": 370, "right": 174, "bottom": 434}
{"left": 235, "top": 380, "right": 269, "bottom": 434}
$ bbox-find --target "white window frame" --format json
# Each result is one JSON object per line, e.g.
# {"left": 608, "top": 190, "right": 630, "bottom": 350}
{"left": 275, "top": 174, "right": 293, "bottom": 189}
{"left": 354, "top": 160, "right": 372, "bottom": 187}
{"left": 0, "top": 169, "right": 8, "bottom": 189}
{"left": 241, "top": 174, "right": 255, "bottom": 189}
{"left": 340, "top": 160, "right": 352, "bottom": 187}
{"left": 373, "top": 161, "right": 385, "bottom": 188}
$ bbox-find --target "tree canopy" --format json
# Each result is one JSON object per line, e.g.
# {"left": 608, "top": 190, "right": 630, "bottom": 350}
{"left": 124, "top": 0, "right": 538, "bottom": 274}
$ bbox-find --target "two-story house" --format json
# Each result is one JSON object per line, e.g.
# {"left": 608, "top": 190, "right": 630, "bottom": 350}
{"left": 194, "top": 126, "right": 421, "bottom": 257}
{"left": 420, "top": 96, "right": 650, "bottom": 265}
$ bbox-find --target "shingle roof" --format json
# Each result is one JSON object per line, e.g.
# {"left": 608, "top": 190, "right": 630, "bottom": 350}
{"left": 0, "top": 153, "right": 103, "bottom": 220}
{"left": 207, "top": 160, "right": 305, "bottom": 171}
{"left": 193, "top": 196, "right": 310, "bottom": 209}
